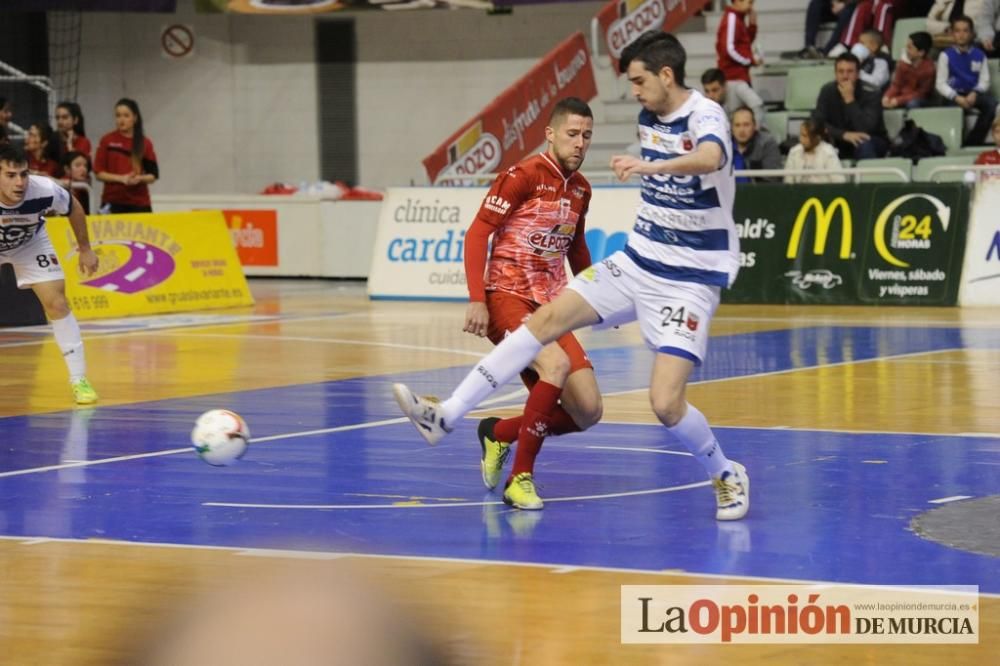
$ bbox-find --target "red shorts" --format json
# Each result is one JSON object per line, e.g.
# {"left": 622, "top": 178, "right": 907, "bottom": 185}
{"left": 485, "top": 290, "right": 593, "bottom": 387}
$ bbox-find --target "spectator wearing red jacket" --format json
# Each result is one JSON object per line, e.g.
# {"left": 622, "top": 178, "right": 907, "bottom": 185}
{"left": 883, "top": 31, "right": 936, "bottom": 109}
{"left": 716, "top": 0, "right": 760, "bottom": 85}
{"left": 94, "top": 98, "right": 158, "bottom": 214}
{"left": 974, "top": 117, "right": 1000, "bottom": 165}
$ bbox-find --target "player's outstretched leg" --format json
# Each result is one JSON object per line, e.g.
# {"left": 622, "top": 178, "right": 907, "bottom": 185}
{"left": 477, "top": 417, "right": 510, "bottom": 489}
{"left": 392, "top": 384, "right": 452, "bottom": 446}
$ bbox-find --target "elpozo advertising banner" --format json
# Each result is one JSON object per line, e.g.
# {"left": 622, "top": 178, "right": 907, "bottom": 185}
{"left": 47, "top": 211, "right": 254, "bottom": 320}
{"left": 595, "top": 0, "right": 712, "bottom": 72}
{"left": 204, "top": 0, "right": 492, "bottom": 13}
{"left": 422, "top": 32, "right": 597, "bottom": 185}
{"left": 959, "top": 179, "right": 1000, "bottom": 305}
{"left": 368, "top": 184, "right": 969, "bottom": 306}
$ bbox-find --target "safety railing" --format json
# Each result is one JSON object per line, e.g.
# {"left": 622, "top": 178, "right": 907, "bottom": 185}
{"left": 926, "top": 163, "right": 1000, "bottom": 182}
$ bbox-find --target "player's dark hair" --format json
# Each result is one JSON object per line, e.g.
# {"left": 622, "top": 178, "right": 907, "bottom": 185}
{"left": 909, "top": 31, "right": 932, "bottom": 55}
{"left": 835, "top": 52, "right": 861, "bottom": 70}
{"left": 549, "top": 97, "right": 593, "bottom": 126}
{"left": 732, "top": 105, "right": 756, "bottom": 123}
{"left": 619, "top": 31, "right": 687, "bottom": 87}
{"left": 0, "top": 143, "right": 28, "bottom": 167}
{"left": 951, "top": 15, "right": 974, "bottom": 32}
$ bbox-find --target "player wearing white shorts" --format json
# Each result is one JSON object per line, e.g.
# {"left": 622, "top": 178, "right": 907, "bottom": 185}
{"left": 0, "top": 144, "right": 99, "bottom": 404}
{"left": 394, "top": 31, "right": 749, "bottom": 520}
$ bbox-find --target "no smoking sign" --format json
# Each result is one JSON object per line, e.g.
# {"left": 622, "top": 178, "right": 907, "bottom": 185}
{"left": 161, "top": 24, "right": 195, "bottom": 59}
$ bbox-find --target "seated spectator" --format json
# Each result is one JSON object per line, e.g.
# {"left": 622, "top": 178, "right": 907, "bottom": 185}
{"left": 716, "top": 0, "right": 761, "bottom": 85}
{"left": 814, "top": 53, "right": 890, "bottom": 159}
{"left": 974, "top": 116, "right": 1000, "bottom": 165}
{"left": 842, "top": 0, "right": 899, "bottom": 49}
{"left": 731, "top": 106, "right": 783, "bottom": 181}
{"left": 927, "top": 0, "right": 959, "bottom": 37}
{"left": 55, "top": 101, "right": 92, "bottom": 160}
{"left": 784, "top": 119, "right": 848, "bottom": 182}
{"left": 60, "top": 150, "right": 92, "bottom": 214}
{"left": 799, "top": 0, "right": 858, "bottom": 58}
{"left": 701, "top": 68, "right": 767, "bottom": 127}
{"left": 25, "top": 122, "right": 60, "bottom": 177}
{"left": 853, "top": 29, "right": 893, "bottom": 90}
{"left": 883, "top": 31, "right": 936, "bottom": 108}
{"left": 935, "top": 15, "right": 998, "bottom": 145}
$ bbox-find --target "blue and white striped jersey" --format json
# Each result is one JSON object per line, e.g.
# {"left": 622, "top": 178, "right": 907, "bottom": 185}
{"left": 628, "top": 89, "right": 740, "bottom": 288}
{"left": 0, "top": 176, "right": 71, "bottom": 252}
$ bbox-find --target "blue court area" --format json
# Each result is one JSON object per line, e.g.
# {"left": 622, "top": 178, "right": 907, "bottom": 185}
{"left": 1, "top": 326, "right": 999, "bottom": 592}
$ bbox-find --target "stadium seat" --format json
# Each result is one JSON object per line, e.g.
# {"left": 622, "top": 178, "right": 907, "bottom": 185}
{"left": 883, "top": 108, "right": 906, "bottom": 140}
{"left": 854, "top": 157, "right": 911, "bottom": 182}
{"left": 763, "top": 111, "right": 789, "bottom": 143}
{"left": 911, "top": 155, "right": 975, "bottom": 182}
{"left": 908, "top": 107, "right": 964, "bottom": 152}
{"left": 784, "top": 67, "right": 833, "bottom": 112}
{"left": 892, "top": 18, "right": 928, "bottom": 61}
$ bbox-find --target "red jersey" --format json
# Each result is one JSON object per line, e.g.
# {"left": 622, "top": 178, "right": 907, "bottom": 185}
{"left": 65, "top": 134, "right": 92, "bottom": 159}
{"left": 975, "top": 150, "right": 1000, "bottom": 165}
{"left": 465, "top": 152, "right": 592, "bottom": 305}
{"left": 716, "top": 6, "right": 757, "bottom": 84}
{"left": 28, "top": 156, "right": 60, "bottom": 178}
{"left": 94, "top": 130, "right": 158, "bottom": 207}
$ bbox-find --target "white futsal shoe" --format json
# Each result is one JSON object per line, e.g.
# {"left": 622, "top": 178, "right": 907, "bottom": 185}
{"left": 713, "top": 461, "right": 750, "bottom": 521}
{"left": 392, "top": 383, "right": 452, "bottom": 446}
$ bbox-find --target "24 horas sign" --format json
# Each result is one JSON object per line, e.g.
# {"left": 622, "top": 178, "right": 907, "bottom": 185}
{"left": 727, "top": 184, "right": 969, "bottom": 306}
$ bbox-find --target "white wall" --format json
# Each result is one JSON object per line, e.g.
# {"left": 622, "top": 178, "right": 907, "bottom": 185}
{"left": 75, "top": 1, "right": 318, "bottom": 196}
{"left": 69, "top": 0, "right": 604, "bottom": 194}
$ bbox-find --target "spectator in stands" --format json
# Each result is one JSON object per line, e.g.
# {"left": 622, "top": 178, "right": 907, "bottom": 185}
{"left": 814, "top": 53, "right": 890, "bottom": 159}
{"left": 731, "top": 106, "right": 783, "bottom": 182}
{"left": 854, "top": 29, "right": 894, "bottom": 90}
{"left": 784, "top": 119, "right": 848, "bottom": 182}
{"left": 716, "top": 0, "right": 761, "bottom": 85}
{"left": 842, "top": 0, "right": 900, "bottom": 50}
{"left": 884, "top": 31, "right": 936, "bottom": 108}
{"left": 800, "top": 0, "right": 858, "bottom": 58}
{"left": 55, "top": 101, "right": 91, "bottom": 160}
{"left": 936, "top": 15, "right": 998, "bottom": 145}
{"left": 927, "top": 0, "right": 961, "bottom": 38}
{"left": 975, "top": 115, "right": 1000, "bottom": 155}
{"left": 95, "top": 98, "right": 158, "bottom": 214}
{"left": 0, "top": 97, "right": 11, "bottom": 135}
{"left": 25, "top": 123, "right": 61, "bottom": 178}
{"left": 965, "top": 0, "right": 1000, "bottom": 52}
{"left": 60, "top": 150, "right": 92, "bottom": 214}
{"left": 701, "top": 68, "right": 767, "bottom": 127}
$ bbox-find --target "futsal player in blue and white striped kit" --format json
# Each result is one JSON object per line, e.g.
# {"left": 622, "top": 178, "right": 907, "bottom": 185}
{"left": 393, "top": 31, "right": 748, "bottom": 520}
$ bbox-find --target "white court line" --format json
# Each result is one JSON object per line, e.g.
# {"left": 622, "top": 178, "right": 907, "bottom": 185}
{"left": 586, "top": 445, "right": 692, "bottom": 457}
{"left": 202, "top": 480, "right": 712, "bottom": 510}
{"left": 595, "top": 420, "right": 1000, "bottom": 439}
{"left": 929, "top": 495, "right": 974, "bottom": 504}
{"left": 0, "top": 311, "right": 370, "bottom": 349}
{"left": 2, "top": 534, "right": 998, "bottom": 599}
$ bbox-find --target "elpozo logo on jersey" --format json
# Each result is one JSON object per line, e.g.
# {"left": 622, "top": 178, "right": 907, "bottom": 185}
{"left": 872, "top": 193, "right": 951, "bottom": 268}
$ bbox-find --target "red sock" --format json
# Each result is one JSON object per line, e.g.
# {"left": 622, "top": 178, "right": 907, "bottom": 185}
{"left": 509, "top": 381, "right": 561, "bottom": 479}
{"left": 495, "top": 404, "right": 579, "bottom": 442}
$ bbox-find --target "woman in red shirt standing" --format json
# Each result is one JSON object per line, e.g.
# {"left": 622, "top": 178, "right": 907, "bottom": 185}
{"left": 55, "top": 101, "right": 92, "bottom": 160}
{"left": 94, "top": 98, "right": 158, "bottom": 214}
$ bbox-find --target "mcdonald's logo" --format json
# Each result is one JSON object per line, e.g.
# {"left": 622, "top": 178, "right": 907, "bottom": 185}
{"left": 786, "top": 197, "right": 853, "bottom": 259}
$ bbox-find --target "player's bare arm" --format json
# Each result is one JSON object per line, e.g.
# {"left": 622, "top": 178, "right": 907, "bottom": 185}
{"left": 611, "top": 141, "right": 724, "bottom": 181}
{"left": 67, "top": 195, "right": 99, "bottom": 276}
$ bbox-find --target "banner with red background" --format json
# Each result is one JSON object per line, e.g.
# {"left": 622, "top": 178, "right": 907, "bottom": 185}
{"left": 595, "top": 0, "right": 711, "bottom": 73}
{"left": 422, "top": 31, "right": 597, "bottom": 185}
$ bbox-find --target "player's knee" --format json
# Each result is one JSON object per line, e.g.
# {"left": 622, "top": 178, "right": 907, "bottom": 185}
{"left": 534, "top": 347, "right": 571, "bottom": 385}
{"left": 42, "top": 293, "right": 70, "bottom": 319}
{"left": 649, "top": 390, "right": 685, "bottom": 426}
{"left": 525, "top": 304, "right": 564, "bottom": 344}
{"left": 573, "top": 392, "right": 603, "bottom": 430}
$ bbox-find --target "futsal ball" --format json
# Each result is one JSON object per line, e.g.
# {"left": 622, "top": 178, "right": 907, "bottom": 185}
{"left": 191, "top": 409, "right": 250, "bottom": 466}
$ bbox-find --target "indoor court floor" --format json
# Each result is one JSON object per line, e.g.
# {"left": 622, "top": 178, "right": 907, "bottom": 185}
{"left": 0, "top": 279, "right": 998, "bottom": 664}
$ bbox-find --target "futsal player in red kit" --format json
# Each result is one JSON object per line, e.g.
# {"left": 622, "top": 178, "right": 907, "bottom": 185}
{"left": 452, "top": 97, "right": 603, "bottom": 510}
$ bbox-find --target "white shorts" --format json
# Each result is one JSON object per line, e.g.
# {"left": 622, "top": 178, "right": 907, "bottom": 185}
{"left": 567, "top": 250, "right": 721, "bottom": 364}
{"left": 0, "top": 227, "right": 65, "bottom": 288}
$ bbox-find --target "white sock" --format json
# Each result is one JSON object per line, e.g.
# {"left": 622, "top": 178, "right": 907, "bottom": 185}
{"left": 668, "top": 403, "right": 733, "bottom": 479}
{"left": 439, "top": 325, "right": 543, "bottom": 426}
{"left": 51, "top": 313, "right": 87, "bottom": 382}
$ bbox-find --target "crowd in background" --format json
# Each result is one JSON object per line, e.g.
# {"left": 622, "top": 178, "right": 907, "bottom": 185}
{"left": 0, "top": 97, "right": 158, "bottom": 213}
